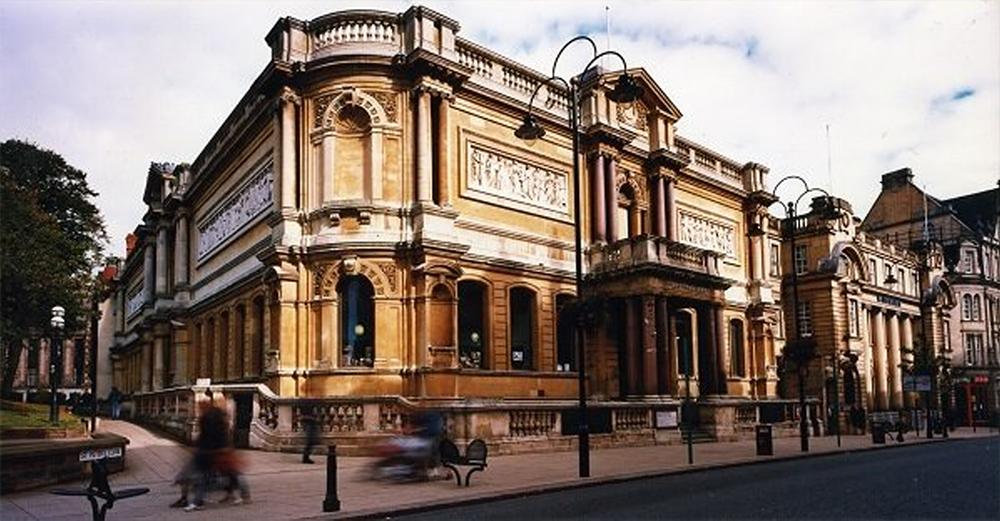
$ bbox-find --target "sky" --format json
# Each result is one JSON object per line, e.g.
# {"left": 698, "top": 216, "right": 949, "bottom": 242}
{"left": 1, "top": 0, "right": 998, "bottom": 254}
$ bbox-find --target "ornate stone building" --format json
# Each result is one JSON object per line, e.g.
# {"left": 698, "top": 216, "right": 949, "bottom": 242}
{"left": 112, "top": 6, "right": 796, "bottom": 451}
{"left": 780, "top": 194, "right": 955, "bottom": 432}
{"left": 862, "top": 169, "right": 999, "bottom": 425}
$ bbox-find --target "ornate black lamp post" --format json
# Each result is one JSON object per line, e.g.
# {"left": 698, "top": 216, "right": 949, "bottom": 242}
{"left": 769, "top": 176, "right": 833, "bottom": 453}
{"left": 513, "top": 35, "right": 643, "bottom": 478}
{"left": 49, "top": 305, "right": 66, "bottom": 424}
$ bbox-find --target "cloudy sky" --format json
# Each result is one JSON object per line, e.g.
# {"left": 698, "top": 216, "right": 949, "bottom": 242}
{"left": 2, "top": 0, "right": 997, "bottom": 252}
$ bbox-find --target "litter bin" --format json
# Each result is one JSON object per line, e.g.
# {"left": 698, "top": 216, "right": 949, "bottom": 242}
{"left": 755, "top": 424, "right": 773, "bottom": 456}
{"left": 871, "top": 423, "right": 886, "bottom": 444}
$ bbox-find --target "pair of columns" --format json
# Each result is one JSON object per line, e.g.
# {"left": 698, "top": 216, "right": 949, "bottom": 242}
{"left": 414, "top": 88, "right": 452, "bottom": 206}
{"left": 620, "top": 297, "right": 726, "bottom": 397}
{"left": 140, "top": 216, "right": 190, "bottom": 304}
{"left": 868, "top": 307, "right": 914, "bottom": 410}
{"left": 589, "top": 151, "right": 677, "bottom": 244}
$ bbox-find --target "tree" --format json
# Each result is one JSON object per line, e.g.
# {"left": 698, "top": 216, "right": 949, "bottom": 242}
{"left": 0, "top": 139, "right": 106, "bottom": 396}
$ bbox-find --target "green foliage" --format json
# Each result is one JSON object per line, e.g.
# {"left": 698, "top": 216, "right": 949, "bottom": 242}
{"left": 0, "top": 400, "right": 79, "bottom": 429}
{"left": 0, "top": 139, "right": 106, "bottom": 393}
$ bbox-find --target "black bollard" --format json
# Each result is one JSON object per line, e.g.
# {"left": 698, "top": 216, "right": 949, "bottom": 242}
{"left": 323, "top": 444, "right": 341, "bottom": 512}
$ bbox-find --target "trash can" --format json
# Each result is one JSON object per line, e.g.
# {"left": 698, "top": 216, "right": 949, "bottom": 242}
{"left": 871, "top": 423, "right": 886, "bottom": 444}
{"left": 755, "top": 424, "right": 773, "bottom": 456}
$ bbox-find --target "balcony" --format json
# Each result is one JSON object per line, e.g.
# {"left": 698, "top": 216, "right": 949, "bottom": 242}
{"left": 588, "top": 235, "right": 724, "bottom": 280}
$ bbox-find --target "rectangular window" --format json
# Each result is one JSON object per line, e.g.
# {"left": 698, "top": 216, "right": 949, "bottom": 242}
{"left": 794, "top": 245, "right": 808, "bottom": 275}
{"left": 943, "top": 321, "right": 951, "bottom": 351}
{"left": 770, "top": 244, "right": 781, "bottom": 277}
{"left": 897, "top": 268, "right": 905, "bottom": 292}
{"left": 884, "top": 262, "right": 892, "bottom": 286}
{"left": 911, "top": 273, "right": 919, "bottom": 296}
{"left": 796, "top": 301, "right": 813, "bottom": 338}
{"left": 963, "top": 250, "right": 976, "bottom": 273}
{"left": 869, "top": 259, "right": 878, "bottom": 284}
{"left": 965, "top": 334, "right": 984, "bottom": 366}
{"left": 848, "top": 299, "right": 860, "bottom": 338}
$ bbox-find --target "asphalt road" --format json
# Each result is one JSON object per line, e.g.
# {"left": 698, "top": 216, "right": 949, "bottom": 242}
{"left": 394, "top": 437, "right": 1000, "bottom": 520}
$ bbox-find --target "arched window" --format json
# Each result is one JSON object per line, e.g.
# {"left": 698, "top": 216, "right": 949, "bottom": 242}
{"left": 556, "top": 294, "right": 576, "bottom": 371}
{"left": 962, "top": 294, "right": 973, "bottom": 321}
{"left": 205, "top": 317, "right": 215, "bottom": 379}
{"left": 676, "top": 312, "right": 694, "bottom": 376}
{"left": 509, "top": 287, "right": 536, "bottom": 370}
{"left": 192, "top": 322, "right": 202, "bottom": 379}
{"left": 617, "top": 184, "right": 636, "bottom": 240}
{"left": 728, "top": 319, "right": 745, "bottom": 378}
{"left": 338, "top": 275, "right": 375, "bottom": 367}
{"left": 973, "top": 295, "right": 982, "bottom": 321}
{"left": 458, "top": 281, "right": 487, "bottom": 369}
{"left": 219, "top": 311, "right": 230, "bottom": 380}
{"left": 234, "top": 304, "right": 246, "bottom": 379}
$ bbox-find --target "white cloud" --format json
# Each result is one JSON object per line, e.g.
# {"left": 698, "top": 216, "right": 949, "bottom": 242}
{"left": 1, "top": 0, "right": 997, "bottom": 252}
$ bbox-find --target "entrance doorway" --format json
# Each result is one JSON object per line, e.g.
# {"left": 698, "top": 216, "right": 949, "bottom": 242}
{"left": 233, "top": 393, "right": 253, "bottom": 448}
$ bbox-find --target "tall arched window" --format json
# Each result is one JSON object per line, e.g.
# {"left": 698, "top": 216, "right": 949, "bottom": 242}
{"left": 205, "top": 317, "right": 215, "bottom": 379}
{"left": 509, "top": 287, "right": 536, "bottom": 370}
{"left": 676, "top": 312, "right": 694, "bottom": 376}
{"left": 555, "top": 294, "right": 576, "bottom": 371}
{"left": 191, "top": 322, "right": 202, "bottom": 380}
{"left": 252, "top": 296, "right": 265, "bottom": 376}
{"left": 973, "top": 295, "right": 982, "bottom": 321}
{"left": 962, "top": 294, "right": 973, "bottom": 321}
{"left": 219, "top": 311, "right": 230, "bottom": 380}
{"left": 338, "top": 275, "right": 375, "bottom": 367}
{"left": 235, "top": 304, "right": 246, "bottom": 379}
{"left": 728, "top": 319, "right": 745, "bottom": 377}
{"left": 458, "top": 281, "right": 487, "bottom": 369}
{"left": 617, "top": 184, "right": 636, "bottom": 240}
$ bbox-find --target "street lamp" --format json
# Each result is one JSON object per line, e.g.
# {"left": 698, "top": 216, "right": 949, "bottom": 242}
{"left": 513, "top": 35, "right": 642, "bottom": 478}
{"left": 50, "top": 305, "right": 66, "bottom": 424}
{"left": 769, "top": 176, "right": 834, "bottom": 453}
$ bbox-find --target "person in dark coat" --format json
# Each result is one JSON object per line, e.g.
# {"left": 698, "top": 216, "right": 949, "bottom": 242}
{"left": 301, "top": 406, "right": 320, "bottom": 464}
{"left": 186, "top": 395, "right": 234, "bottom": 511}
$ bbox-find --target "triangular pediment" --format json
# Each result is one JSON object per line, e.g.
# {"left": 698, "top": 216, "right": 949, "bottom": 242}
{"left": 601, "top": 67, "right": 683, "bottom": 122}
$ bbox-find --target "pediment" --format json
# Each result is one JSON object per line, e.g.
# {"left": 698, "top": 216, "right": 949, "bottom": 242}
{"left": 602, "top": 67, "right": 683, "bottom": 122}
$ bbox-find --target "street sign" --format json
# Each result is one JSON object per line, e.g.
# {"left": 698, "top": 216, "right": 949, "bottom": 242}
{"left": 974, "top": 375, "right": 989, "bottom": 384}
{"left": 655, "top": 410, "right": 678, "bottom": 428}
{"left": 79, "top": 446, "right": 122, "bottom": 462}
{"left": 903, "top": 376, "right": 916, "bottom": 392}
{"left": 916, "top": 376, "right": 932, "bottom": 392}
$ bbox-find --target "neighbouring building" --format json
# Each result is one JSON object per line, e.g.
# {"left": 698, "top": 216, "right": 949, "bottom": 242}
{"left": 111, "top": 6, "right": 801, "bottom": 453}
{"left": 862, "top": 168, "right": 1000, "bottom": 425}
{"left": 780, "top": 195, "right": 955, "bottom": 432}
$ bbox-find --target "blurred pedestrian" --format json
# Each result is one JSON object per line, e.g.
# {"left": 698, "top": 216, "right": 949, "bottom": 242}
{"left": 301, "top": 405, "right": 320, "bottom": 464}
{"left": 108, "top": 387, "right": 122, "bottom": 419}
{"left": 185, "top": 392, "right": 251, "bottom": 511}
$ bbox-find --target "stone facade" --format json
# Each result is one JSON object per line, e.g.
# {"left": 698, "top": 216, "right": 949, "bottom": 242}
{"left": 110, "top": 6, "right": 802, "bottom": 452}
{"left": 861, "top": 169, "right": 1000, "bottom": 425}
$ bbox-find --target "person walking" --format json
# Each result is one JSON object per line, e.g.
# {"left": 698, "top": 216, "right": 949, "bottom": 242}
{"left": 108, "top": 387, "right": 122, "bottom": 419}
{"left": 301, "top": 405, "right": 320, "bottom": 464}
{"left": 186, "top": 393, "right": 247, "bottom": 511}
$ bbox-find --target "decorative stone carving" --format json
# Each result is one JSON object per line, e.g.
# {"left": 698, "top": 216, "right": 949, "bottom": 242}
{"left": 614, "top": 169, "right": 648, "bottom": 208}
{"left": 378, "top": 263, "right": 398, "bottom": 294}
{"left": 616, "top": 101, "right": 648, "bottom": 131}
{"left": 467, "top": 143, "right": 569, "bottom": 219}
{"left": 369, "top": 91, "right": 397, "bottom": 122}
{"left": 313, "top": 87, "right": 389, "bottom": 129}
{"left": 315, "top": 259, "right": 396, "bottom": 298}
{"left": 679, "top": 211, "right": 735, "bottom": 257}
{"left": 196, "top": 162, "right": 274, "bottom": 261}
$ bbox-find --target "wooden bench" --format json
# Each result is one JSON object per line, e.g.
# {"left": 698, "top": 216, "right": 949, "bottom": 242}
{"left": 51, "top": 458, "right": 149, "bottom": 521}
{"left": 440, "top": 438, "right": 488, "bottom": 486}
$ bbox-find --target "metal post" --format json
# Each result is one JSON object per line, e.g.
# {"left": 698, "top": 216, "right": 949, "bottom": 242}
{"left": 90, "top": 295, "right": 99, "bottom": 433}
{"left": 49, "top": 334, "right": 61, "bottom": 424}
{"left": 833, "top": 355, "right": 841, "bottom": 447}
{"left": 684, "top": 343, "right": 693, "bottom": 465}
{"left": 569, "top": 82, "right": 590, "bottom": 479}
{"left": 788, "top": 203, "right": 809, "bottom": 453}
{"left": 322, "top": 444, "right": 340, "bottom": 512}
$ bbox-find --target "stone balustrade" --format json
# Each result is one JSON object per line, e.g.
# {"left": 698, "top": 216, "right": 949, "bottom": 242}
{"left": 589, "top": 235, "right": 722, "bottom": 278}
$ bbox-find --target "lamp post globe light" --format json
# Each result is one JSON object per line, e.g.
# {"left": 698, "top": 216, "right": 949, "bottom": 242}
{"left": 513, "top": 36, "right": 642, "bottom": 478}
{"left": 50, "top": 305, "right": 66, "bottom": 424}
{"left": 769, "top": 176, "right": 833, "bottom": 453}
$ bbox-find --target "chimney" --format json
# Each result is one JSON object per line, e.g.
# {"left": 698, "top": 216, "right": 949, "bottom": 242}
{"left": 125, "top": 233, "right": 138, "bottom": 256}
{"left": 881, "top": 167, "right": 913, "bottom": 190}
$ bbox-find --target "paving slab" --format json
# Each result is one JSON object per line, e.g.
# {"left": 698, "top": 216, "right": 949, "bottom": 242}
{"left": 1, "top": 420, "right": 994, "bottom": 521}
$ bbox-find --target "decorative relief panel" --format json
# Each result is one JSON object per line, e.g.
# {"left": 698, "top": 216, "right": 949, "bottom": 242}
{"left": 196, "top": 162, "right": 274, "bottom": 261}
{"left": 466, "top": 143, "right": 569, "bottom": 220}
{"left": 616, "top": 101, "right": 648, "bottom": 131}
{"left": 369, "top": 91, "right": 397, "bottom": 122}
{"left": 313, "top": 88, "right": 390, "bottom": 129}
{"left": 679, "top": 211, "right": 735, "bottom": 257}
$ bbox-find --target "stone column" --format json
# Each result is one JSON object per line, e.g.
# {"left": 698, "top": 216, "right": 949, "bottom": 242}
{"left": 665, "top": 177, "right": 678, "bottom": 241}
{"left": 155, "top": 226, "right": 168, "bottom": 296}
{"left": 141, "top": 342, "right": 152, "bottom": 392}
{"left": 624, "top": 298, "right": 641, "bottom": 395}
{"left": 143, "top": 241, "right": 155, "bottom": 303}
{"left": 656, "top": 297, "right": 672, "bottom": 395}
{"left": 152, "top": 332, "right": 166, "bottom": 390}
{"left": 278, "top": 89, "right": 299, "bottom": 209}
{"left": 604, "top": 155, "right": 618, "bottom": 243}
{"left": 436, "top": 94, "right": 452, "bottom": 206}
{"left": 654, "top": 176, "right": 667, "bottom": 237}
{"left": 873, "top": 308, "right": 888, "bottom": 410}
{"left": 642, "top": 296, "right": 658, "bottom": 395}
{"left": 174, "top": 214, "right": 189, "bottom": 287}
{"left": 887, "top": 313, "right": 902, "bottom": 409}
{"left": 321, "top": 133, "right": 335, "bottom": 203}
{"left": 415, "top": 89, "right": 433, "bottom": 203}
{"left": 901, "top": 315, "right": 914, "bottom": 407}
{"left": 590, "top": 153, "right": 606, "bottom": 243}
{"left": 715, "top": 305, "right": 727, "bottom": 395}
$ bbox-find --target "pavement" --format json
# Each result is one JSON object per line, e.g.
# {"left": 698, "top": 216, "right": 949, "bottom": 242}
{"left": 0, "top": 421, "right": 996, "bottom": 521}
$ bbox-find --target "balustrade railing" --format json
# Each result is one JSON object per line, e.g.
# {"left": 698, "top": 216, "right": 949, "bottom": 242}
{"left": 589, "top": 235, "right": 722, "bottom": 277}
{"left": 614, "top": 408, "right": 651, "bottom": 431}
{"left": 311, "top": 12, "right": 399, "bottom": 50}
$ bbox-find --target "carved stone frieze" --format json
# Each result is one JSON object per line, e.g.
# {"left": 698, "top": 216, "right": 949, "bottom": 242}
{"left": 196, "top": 162, "right": 274, "bottom": 261}
{"left": 616, "top": 101, "right": 648, "bottom": 131}
{"left": 467, "top": 143, "right": 569, "bottom": 219}
{"left": 314, "top": 259, "right": 396, "bottom": 298}
{"left": 313, "top": 87, "right": 391, "bottom": 129}
{"left": 369, "top": 91, "right": 398, "bottom": 122}
{"left": 679, "top": 211, "right": 735, "bottom": 257}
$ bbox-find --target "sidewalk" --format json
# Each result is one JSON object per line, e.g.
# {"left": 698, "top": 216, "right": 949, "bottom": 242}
{"left": 1, "top": 421, "right": 995, "bottom": 521}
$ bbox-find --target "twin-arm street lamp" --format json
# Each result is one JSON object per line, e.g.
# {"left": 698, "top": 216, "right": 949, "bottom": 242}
{"left": 50, "top": 305, "right": 66, "bottom": 424}
{"left": 513, "top": 35, "right": 643, "bottom": 478}
{"left": 769, "top": 176, "right": 834, "bottom": 453}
